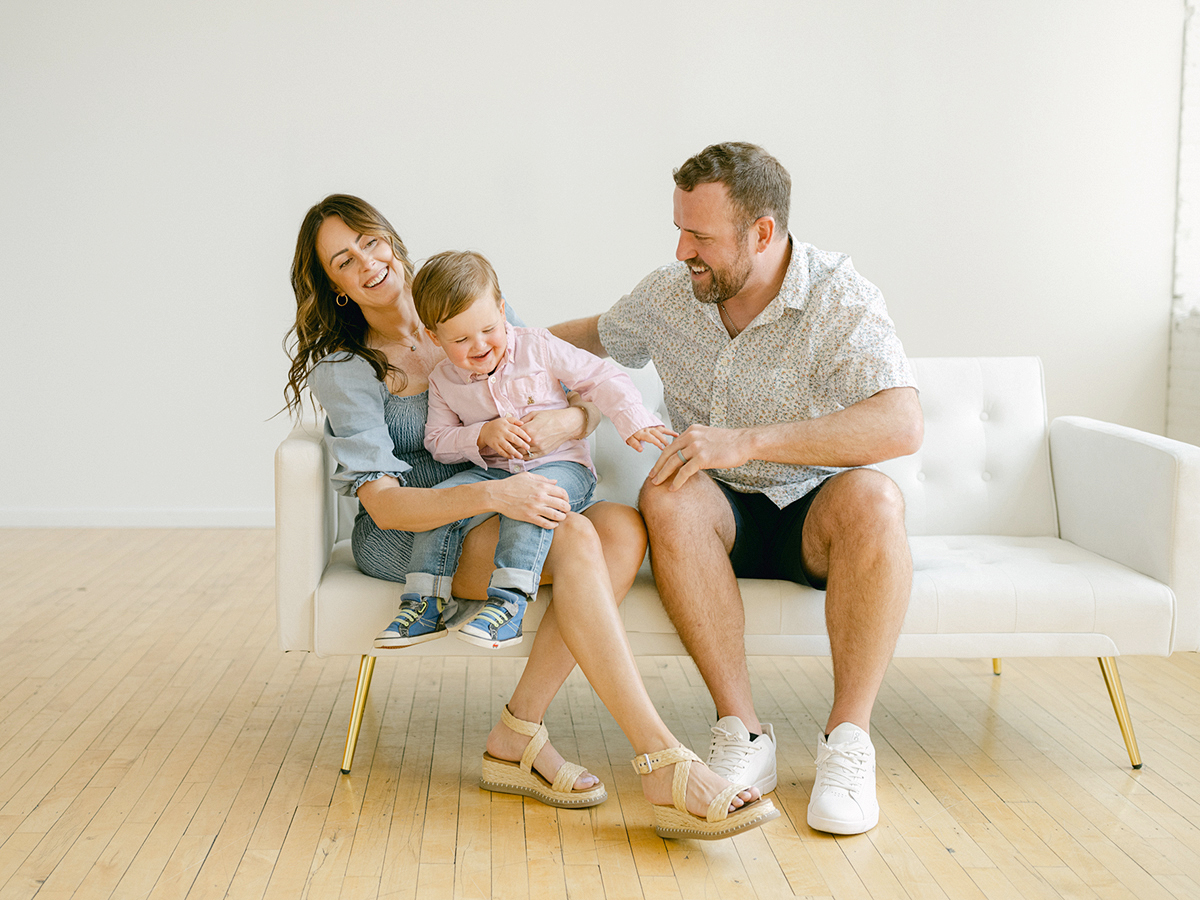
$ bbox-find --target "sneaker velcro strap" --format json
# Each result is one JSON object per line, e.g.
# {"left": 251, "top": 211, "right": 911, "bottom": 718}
{"left": 475, "top": 605, "right": 509, "bottom": 626}
{"left": 395, "top": 599, "right": 425, "bottom": 626}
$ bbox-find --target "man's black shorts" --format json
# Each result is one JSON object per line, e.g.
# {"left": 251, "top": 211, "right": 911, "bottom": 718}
{"left": 716, "top": 479, "right": 829, "bottom": 590}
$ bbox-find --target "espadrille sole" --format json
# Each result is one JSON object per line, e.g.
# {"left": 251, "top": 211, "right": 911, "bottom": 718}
{"left": 652, "top": 797, "right": 780, "bottom": 840}
{"left": 480, "top": 753, "right": 607, "bottom": 808}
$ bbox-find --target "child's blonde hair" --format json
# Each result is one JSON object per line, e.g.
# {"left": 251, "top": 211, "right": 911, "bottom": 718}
{"left": 412, "top": 250, "right": 502, "bottom": 329}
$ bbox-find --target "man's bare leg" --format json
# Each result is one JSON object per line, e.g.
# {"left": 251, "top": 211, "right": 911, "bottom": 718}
{"left": 638, "top": 472, "right": 762, "bottom": 731}
{"left": 799, "top": 468, "right": 911, "bottom": 734}
{"left": 798, "top": 467, "right": 910, "bottom": 834}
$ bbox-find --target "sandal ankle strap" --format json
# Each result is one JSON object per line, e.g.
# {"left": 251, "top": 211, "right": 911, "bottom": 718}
{"left": 633, "top": 746, "right": 749, "bottom": 822}
{"left": 502, "top": 704, "right": 548, "bottom": 773}
{"left": 632, "top": 746, "right": 700, "bottom": 815}
{"left": 630, "top": 746, "right": 698, "bottom": 775}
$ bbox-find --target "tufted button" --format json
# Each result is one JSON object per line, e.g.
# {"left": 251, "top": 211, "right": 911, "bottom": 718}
{"left": 981, "top": 472, "right": 992, "bottom": 482}
{"left": 980, "top": 412, "right": 989, "bottom": 422}
{"left": 916, "top": 472, "right": 926, "bottom": 482}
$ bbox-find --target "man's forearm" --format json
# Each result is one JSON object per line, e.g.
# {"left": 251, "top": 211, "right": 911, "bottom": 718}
{"left": 549, "top": 315, "right": 607, "bottom": 357}
{"left": 742, "top": 387, "right": 923, "bottom": 468}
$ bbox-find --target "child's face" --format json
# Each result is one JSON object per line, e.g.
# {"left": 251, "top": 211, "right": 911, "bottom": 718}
{"left": 429, "top": 291, "right": 508, "bottom": 376}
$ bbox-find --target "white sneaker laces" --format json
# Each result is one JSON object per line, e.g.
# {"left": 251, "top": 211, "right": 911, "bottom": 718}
{"left": 817, "top": 740, "right": 870, "bottom": 792}
{"left": 708, "top": 726, "right": 755, "bottom": 775}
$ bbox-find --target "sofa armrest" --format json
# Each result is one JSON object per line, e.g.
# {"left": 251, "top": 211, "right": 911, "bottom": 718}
{"left": 274, "top": 420, "right": 335, "bottom": 652}
{"left": 1050, "top": 415, "right": 1200, "bottom": 652}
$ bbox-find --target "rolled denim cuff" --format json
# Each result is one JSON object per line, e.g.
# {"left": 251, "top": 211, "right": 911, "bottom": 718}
{"left": 489, "top": 567, "right": 539, "bottom": 599}
{"left": 403, "top": 571, "right": 455, "bottom": 601}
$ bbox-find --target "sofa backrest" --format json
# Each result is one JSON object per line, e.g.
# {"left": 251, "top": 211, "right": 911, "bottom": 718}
{"left": 329, "top": 356, "right": 1059, "bottom": 541}
{"left": 593, "top": 357, "right": 1059, "bottom": 538}
{"left": 877, "top": 357, "right": 1058, "bottom": 537}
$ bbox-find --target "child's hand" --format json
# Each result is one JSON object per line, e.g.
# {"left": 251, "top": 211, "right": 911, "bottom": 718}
{"left": 626, "top": 425, "right": 678, "bottom": 452}
{"left": 480, "top": 416, "right": 533, "bottom": 459}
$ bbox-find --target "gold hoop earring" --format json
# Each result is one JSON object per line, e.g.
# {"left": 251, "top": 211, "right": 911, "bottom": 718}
{"left": 335, "top": 294, "right": 349, "bottom": 307}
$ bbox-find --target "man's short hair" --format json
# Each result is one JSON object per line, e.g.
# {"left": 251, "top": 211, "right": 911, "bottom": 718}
{"left": 412, "top": 250, "right": 502, "bottom": 329}
{"left": 674, "top": 142, "right": 791, "bottom": 237}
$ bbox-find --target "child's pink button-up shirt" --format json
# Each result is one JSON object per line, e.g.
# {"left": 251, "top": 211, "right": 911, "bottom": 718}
{"left": 425, "top": 324, "right": 663, "bottom": 473}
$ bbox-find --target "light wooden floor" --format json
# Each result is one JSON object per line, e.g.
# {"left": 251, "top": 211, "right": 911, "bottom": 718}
{"left": 2, "top": 529, "right": 1199, "bottom": 900}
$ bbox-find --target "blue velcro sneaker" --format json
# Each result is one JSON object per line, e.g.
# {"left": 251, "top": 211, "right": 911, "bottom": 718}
{"left": 457, "top": 594, "right": 527, "bottom": 649}
{"left": 374, "top": 594, "right": 447, "bottom": 648}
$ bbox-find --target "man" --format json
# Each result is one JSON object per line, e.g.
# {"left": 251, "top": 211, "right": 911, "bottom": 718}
{"left": 551, "top": 142, "right": 922, "bottom": 835}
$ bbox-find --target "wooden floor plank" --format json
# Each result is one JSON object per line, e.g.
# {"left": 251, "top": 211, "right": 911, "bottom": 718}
{"left": 3, "top": 530, "right": 1200, "bottom": 899}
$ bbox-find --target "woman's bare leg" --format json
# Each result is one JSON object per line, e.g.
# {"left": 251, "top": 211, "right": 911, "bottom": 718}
{"left": 454, "top": 502, "right": 646, "bottom": 789}
{"left": 516, "top": 513, "right": 760, "bottom": 816}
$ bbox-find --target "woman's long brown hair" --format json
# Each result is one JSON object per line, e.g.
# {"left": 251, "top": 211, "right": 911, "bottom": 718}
{"left": 283, "top": 194, "right": 415, "bottom": 418}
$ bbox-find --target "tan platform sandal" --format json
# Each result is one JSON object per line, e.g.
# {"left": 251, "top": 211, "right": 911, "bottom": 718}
{"left": 480, "top": 705, "right": 607, "bottom": 808}
{"left": 632, "top": 746, "right": 780, "bottom": 840}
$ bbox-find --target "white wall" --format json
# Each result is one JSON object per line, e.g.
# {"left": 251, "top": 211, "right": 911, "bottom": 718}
{"left": 1170, "top": 0, "right": 1200, "bottom": 445}
{"left": 0, "top": 0, "right": 1183, "bottom": 526}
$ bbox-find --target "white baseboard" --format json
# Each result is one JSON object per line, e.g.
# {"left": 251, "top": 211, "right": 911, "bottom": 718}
{"left": 0, "top": 508, "right": 275, "bottom": 528}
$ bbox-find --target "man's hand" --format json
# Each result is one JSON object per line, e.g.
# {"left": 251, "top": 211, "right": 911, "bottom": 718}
{"left": 649, "top": 424, "right": 752, "bottom": 491}
{"left": 480, "top": 416, "right": 532, "bottom": 459}
{"left": 626, "top": 424, "right": 678, "bottom": 452}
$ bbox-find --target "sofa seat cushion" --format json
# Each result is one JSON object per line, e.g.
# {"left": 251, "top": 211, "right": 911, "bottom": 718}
{"left": 313, "top": 536, "right": 1174, "bottom": 660}
{"left": 620, "top": 536, "right": 1174, "bottom": 659}
{"left": 905, "top": 536, "right": 1172, "bottom": 651}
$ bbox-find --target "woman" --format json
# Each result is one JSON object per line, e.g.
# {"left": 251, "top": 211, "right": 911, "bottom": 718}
{"left": 284, "top": 194, "right": 778, "bottom": 839}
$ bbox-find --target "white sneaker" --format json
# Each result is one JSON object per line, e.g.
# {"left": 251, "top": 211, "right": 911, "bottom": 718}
{"left": 807, "top": 722, "right": 879, "bottom": 835}
{"left": 705, "top": 716, "right": 778, "bottom": 794}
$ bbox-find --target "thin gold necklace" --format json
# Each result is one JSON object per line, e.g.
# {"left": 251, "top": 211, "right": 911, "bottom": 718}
{"left": 718, "top": 302, "right": 741, "bottom": 337}
{"left": 370, "top": 328, "right": 419, "bottom": 352}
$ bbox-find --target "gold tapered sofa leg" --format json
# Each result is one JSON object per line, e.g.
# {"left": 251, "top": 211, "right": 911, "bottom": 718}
{"left": 992, "top": 658, "right": 1002, "bottom": 675}
{"left": 1098, "top": 656, "right": 1142, "bottom": 769}
{"left": 341, "top": 655, "right": 377, "bottom": 774}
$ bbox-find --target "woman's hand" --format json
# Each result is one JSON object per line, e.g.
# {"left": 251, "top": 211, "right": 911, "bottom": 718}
{"left": 486, "top": 471, "right": 572, "bottom": 528}
{"left": 520, "top": 404, "right": 589, "bottom": 459}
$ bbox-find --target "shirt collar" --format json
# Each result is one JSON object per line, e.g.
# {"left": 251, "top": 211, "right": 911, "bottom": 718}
{"left": 777, "top": 236, "right": 811, "bottom": 311}
{"left": 737, "top": 237, "right": 802, "bottom": 331}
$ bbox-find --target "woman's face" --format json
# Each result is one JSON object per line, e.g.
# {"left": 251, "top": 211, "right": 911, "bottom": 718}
{"left": 315, "top": 215, "right": 403, "bottom": 309}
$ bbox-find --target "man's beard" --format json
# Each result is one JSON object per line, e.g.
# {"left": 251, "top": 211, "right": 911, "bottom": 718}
{"left": 690, "top": 248, "right": 753, "bottom": 305}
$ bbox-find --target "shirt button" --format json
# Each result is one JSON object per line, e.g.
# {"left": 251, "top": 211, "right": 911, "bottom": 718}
{"left": 982, "top": 472, "right": 992, "bottom": 482}
{"left": 980, "top": 412, "right": 989, "bottom": 421}
{"left": 916, "top": 472, "right": 926, "bottom": 482}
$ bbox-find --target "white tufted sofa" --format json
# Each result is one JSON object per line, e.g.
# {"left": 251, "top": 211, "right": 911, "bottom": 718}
{"left": 275, "top": 358, "right": 1200, "bottom": 773}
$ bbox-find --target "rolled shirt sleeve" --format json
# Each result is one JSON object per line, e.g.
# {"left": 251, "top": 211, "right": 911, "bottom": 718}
{"left": 816, "top": 259, "right": 915, "bottom": 409}
{"left": 308, "top": 353, "right": 413, "bottom": 496}
{"left": 597, "top": 270, "right": 661, "bottom": 371}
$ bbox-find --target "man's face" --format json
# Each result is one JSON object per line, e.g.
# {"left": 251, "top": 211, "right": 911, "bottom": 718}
{"left": 673, "top": 182, "right": 754, "bottom": 305}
